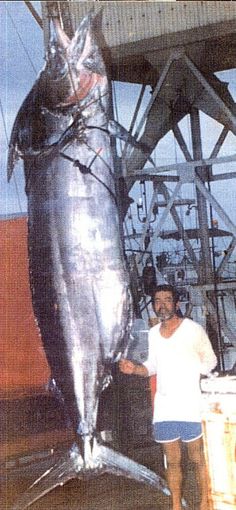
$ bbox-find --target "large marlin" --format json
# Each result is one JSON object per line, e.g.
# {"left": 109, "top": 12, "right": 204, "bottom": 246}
{"left": 7, "top": 11, "right": 173, "bottom": 509}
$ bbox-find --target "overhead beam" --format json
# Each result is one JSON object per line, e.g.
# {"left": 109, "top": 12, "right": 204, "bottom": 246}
{"left": 124, "top": 50, "right": 236, "bottom": 184}
{"left": 123, "top": 50, "right": 183, "bottom": 165}
{"left": 184, "top": 55, "right": 236, "bottom": 135}
{"left": 24, "top": 1, "right": 43, "bottom": 28}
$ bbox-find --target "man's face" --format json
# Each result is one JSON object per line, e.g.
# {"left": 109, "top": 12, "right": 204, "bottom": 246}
{"left": 153, "top": 290, "right": 178, "bottom": 322}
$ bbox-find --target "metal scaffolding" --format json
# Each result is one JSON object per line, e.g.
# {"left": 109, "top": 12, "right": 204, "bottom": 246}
{"left": 41, "top": 1, "right": 236, "bottom": 367}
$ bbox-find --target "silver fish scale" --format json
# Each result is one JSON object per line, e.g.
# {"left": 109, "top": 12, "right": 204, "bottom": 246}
{"left": 8, "top": 11, "right": 174, "bottom": 510}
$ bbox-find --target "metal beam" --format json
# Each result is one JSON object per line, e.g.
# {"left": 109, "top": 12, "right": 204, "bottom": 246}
{"left": 127, "top": 153, "right": 236, "bottom": 178}
{"left": 216, "top": 237, "right": 236, "bottom": 277}
{"left": 209, "top": 126, "right": 229, "bottom": 159}
{"left": 191, "top": 108, "right": 213, "bottom": 283}
{"left": 159, "top": 183, "right": 200, "bottom": 274}
{"left": 211, "top": 172, "right": 236, "bottom": 182}
{"left": 122, "top": 84, "right": 146, "bottom": 167}
{"left": 24, "top": 1, "right": 43, "bottom": 28}
{"left": 195, "top": 175, "right": 236, "bottom": 238}
{"left": 125, "top": 50, "right": 183, "bottom": 163}
{"left": 172, "top": 124, "right": 193, "bottom": 162}
{"left": 150, "top": 199, "right": 195, "bottom": 207}
{"left": 128, "top": 171, "right": 236, "bottom": 184}
{"left": 139, "top": 181, "right": 182, "bottom": 258}
{"left": 184, "top": 54, "right": 236, "bottom": 134}
{"left": 205, "top": 296, "right": 236, "bottom": 347}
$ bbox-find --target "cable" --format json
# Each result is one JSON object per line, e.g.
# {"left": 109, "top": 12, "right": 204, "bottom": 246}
{"left": 12, "top": 174, "right": 23, "bottom": 214}
{"left": 0, "top": 97, "right": 9, "bottom": 145}
{"left": 4, "top": 3, "right": 38, "bottom": 75}
{"left": 112, "top": 82, "right": 123, "bottom": 155}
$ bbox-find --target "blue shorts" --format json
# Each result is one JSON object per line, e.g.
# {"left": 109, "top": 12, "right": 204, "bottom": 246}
{"left": 153, "top": 421, "right": 203, "bottom": 443}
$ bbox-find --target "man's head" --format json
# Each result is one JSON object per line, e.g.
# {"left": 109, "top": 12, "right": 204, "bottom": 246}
{"left": 152, "top": 284, "right": 180, "bottom": 322}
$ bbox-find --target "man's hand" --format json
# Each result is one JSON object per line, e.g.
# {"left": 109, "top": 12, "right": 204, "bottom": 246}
{"left": 119, "top": 358, "right": 136, "bottom": 375}
{"left": 119, "top": 358, "right": 148, "bottom": 377}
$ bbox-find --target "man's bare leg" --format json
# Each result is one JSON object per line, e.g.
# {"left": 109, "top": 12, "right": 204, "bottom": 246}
{"left": 163, "top": 440, "right": 182, "bottom": 510}
{"left": 186, "top": 437, "right": 212, "bottom": 510}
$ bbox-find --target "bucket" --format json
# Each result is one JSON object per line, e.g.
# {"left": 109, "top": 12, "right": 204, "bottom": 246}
{"left": 201, "top": 376, "right": 236, "bottom": 510}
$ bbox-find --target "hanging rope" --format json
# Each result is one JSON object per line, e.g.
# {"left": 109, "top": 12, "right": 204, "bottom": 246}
{"left": 0, "top": 97, "right": 9, "bottom": 145}
{"left": 112, "top": 82, "right": 123, "bottom": 156}
{"left": 4, "top": 3, "right": 38, "bottom": 74}
{"left": 59, "top": 148, "right": 118, "bottom": 205}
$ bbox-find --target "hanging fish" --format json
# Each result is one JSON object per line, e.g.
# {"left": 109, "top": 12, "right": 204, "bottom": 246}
{"left": 7, "top": 11, "right": 173, "bottom": 509}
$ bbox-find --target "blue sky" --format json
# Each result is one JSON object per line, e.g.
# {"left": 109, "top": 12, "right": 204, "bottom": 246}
{"left": 0, "top": 1, "right": 43, "bottom": 215}
{"left": 1, "top": 0, "right": 235, "bottom": 245}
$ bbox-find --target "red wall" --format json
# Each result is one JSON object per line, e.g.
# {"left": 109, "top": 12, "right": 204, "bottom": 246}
{"left": 0, "top": 217, "right": 50, "bottom": 397}
{"left": 1, "top": 215, "right": 158, "bottom": 404}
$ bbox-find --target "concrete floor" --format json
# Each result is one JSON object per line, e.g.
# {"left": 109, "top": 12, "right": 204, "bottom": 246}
{"left": 2, "top": 470, "right": 169, "bottom": 510}
{"left": 0, "top": 383, "right": 201, "bottom": 510}
{"left": 1, "top": 439, "right": 201, "bottom": 510}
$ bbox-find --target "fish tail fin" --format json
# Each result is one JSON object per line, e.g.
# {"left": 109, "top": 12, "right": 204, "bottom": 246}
{"left": 10, "top": 444, "right": 82, "bottom": 510}
{"left": 10, "top": 442, "right": 189, "bottom": 509}
{"left": 97, "top": 443, "right": 170, "bottom": 493}
{"left": 99, "top": 445, "right": 189, "bottom": 508}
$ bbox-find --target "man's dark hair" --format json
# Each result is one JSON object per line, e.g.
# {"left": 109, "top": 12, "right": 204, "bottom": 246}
{"left": 151, "top": 284, "right": 180, "bottom": 305}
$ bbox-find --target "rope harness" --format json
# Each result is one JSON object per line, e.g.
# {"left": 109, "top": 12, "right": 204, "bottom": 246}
{"left": 59, "top": 147, "right": 118, "bottom": 205}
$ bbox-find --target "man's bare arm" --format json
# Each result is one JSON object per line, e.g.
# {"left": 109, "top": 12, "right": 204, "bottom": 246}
{"left": 119, "top": 358, "right": 149, "bottom": 377}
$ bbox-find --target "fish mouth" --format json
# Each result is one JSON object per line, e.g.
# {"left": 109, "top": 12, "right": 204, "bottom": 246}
{"left": 46, "top": 12, "right": 106, "bottom": 108}
{"left": 59, "top": 69, "right": 104, "bottom": 105}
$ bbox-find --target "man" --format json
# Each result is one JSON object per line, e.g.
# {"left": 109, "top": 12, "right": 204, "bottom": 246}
{"left": 119, "top": 284, "right": 217, "bottom": 510}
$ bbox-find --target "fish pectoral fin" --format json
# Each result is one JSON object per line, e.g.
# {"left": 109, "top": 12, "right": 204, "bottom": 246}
{"left": 7, "top": 143, "right": 21, "bottom": 182}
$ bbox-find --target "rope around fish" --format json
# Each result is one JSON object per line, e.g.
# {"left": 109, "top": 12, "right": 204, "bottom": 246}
{"left": 59, "top": 148, "right": 118, "bottom": 205}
